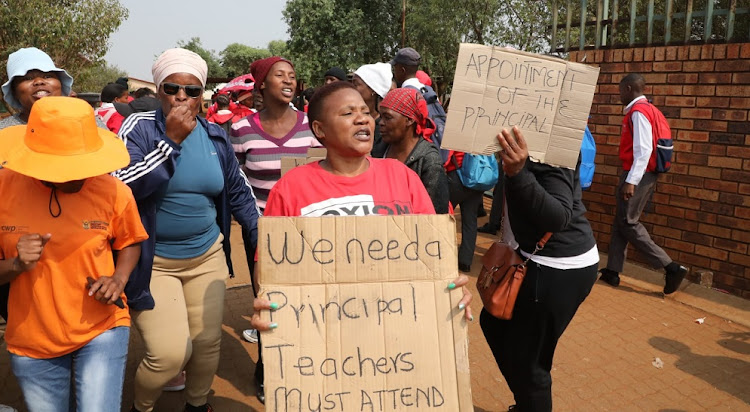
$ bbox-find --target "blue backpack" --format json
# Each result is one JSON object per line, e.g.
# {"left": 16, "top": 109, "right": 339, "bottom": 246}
{"left": 454, "top": 153, "right": 500, "bottom": 192}
{"left": 580, "top": 125, "right": 596, "bottom": 190}
{"left": 407, "top": 85, "right": 450, "bottom": 163}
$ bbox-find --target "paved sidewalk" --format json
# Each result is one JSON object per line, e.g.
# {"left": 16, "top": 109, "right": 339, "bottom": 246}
{"left": 1, "top": 218, "right": 749, "bottom": 411}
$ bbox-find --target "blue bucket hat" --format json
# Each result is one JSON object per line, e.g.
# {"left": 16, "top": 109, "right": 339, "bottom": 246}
{"left": 2, "top": 47, "right": 74, "bottom": 110}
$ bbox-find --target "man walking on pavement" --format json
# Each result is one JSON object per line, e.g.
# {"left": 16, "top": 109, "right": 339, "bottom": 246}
{"left": 599, "top": 73, "right": 687, "bottom": 294}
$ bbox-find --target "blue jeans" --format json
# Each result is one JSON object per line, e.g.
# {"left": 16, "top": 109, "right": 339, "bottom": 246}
{"left": 10, "top": 326, "right": 129, "bottom": 412}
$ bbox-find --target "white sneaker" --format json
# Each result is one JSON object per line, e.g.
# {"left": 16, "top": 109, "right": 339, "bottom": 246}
{"left": 0, "top": 405, "right": 18, "bottom": 412}
{"left": 242, "top": 329, "right": 259, "bottom": 343}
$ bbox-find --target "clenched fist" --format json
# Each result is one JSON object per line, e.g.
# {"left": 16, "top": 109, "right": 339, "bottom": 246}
{"left": 15, "top": 233, "right": 52, "bottom": 272}
{"left": 165, "top": 105, "right": 197, "bottom": 145}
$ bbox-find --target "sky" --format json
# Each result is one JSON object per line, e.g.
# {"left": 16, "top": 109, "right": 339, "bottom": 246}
{"left": 104, "top": 0, "right": 289, "bottom": 81}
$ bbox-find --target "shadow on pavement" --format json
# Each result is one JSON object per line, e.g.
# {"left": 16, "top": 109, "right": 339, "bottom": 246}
{"left": 649, "top": 336, "right": 750, "bottom": 405}
{"left": 598, "top": 281, "right": 665, "bottom": 300}
{"left": 718, "top": 331, "right": 750, "bottom": 356}
{"left": 204, "top": 396, "right": 259, "bottom": 411}
{"left": 215, "top": 328, "right": 257, "bottom": 398}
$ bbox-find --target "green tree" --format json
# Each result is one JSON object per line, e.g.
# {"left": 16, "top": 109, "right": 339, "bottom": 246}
{"left": 402, "top": 0, "right": 553, "bottom": 96}
{"left": 74, "top": 63, "right": 127, "bottom": 93}
{"left": 177, "top": 37, "right": 226, "bottom": 79}
{"left": 283, "top": 0, "right": 401, "bottom": 84}
{"left": 220, "top": 43, "right": 271, "bottom": 78}
{"left": 480, "top": 0, "right": 552, "bottom": 52}
{"left": 267, "top": 40, "right": 289, "bottom": 57}
{"left": 283, "top": 0, "right": 553, "bottom": 90}
{"left": 284, "top": 0, "right": 360, "bottom": 84}
{"left": 336, "top": 0, "right": 401, "bottom": 61}
{"left": 403, "top": 0, "right": 464, "bottom": 95}
{"left": 0, "top": 0, "right": 128, "bottom": 111}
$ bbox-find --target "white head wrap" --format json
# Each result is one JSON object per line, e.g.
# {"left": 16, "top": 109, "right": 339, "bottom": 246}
{"left": 354, "top": 63, "right": 393, "bottom": 99}
{"left": 152, "top": 48, "right": 208, "bottom": 88}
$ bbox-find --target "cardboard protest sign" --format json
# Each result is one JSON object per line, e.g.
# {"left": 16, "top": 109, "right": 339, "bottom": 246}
{"left": 443, "top": 43, "right": 600, "bottom": 169}
{"left": 280, "top": 148, "right": 327, "bottom": 176}
{"left": 258, "top": 215, "right": 473, "bottom": 412}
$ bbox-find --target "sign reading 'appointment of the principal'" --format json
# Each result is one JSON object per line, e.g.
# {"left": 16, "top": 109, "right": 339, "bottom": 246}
{"left": 258, "top": 215, "right": 473, "bottom": 412}
{"left": 442, "top": 43, "right": 600, "bottom": 169}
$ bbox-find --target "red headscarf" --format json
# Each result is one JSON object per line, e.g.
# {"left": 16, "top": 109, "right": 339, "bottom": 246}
{"left": 380, "top": 88, "right": 436, "bottom": 141}
{"left": 249, "top": 56, "right": 294, "bottom": 93}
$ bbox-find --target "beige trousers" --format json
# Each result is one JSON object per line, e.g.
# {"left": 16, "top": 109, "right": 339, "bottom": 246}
{"left": 132, "top": 236, "right": 228, "bottom": 411}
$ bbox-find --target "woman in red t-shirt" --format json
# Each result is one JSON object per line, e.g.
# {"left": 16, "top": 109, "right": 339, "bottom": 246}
{"left": 248, "top": 82, "right": 474, "bottom": 403}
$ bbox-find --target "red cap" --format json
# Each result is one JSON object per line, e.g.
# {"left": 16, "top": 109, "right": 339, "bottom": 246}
{"left": 416, "top": 70, "right": 432, "bottom": 87}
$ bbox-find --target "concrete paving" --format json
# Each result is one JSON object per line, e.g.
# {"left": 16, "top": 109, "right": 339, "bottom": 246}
{"left": 1, "top": 215, "right": 748, "bottom": 411}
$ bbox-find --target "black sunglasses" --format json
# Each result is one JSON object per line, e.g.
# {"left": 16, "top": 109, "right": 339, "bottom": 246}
{"left": 162, "top": 83, "right": 203, "bottom": 98}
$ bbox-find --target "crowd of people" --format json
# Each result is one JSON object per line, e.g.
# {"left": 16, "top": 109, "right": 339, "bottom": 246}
{"left": 0, "top": 42, "right": 687, "bottom": 412}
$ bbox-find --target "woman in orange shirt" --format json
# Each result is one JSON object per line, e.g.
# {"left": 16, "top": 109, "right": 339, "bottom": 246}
{"left": 0, "top": 97, "right": 147, "bottom": 412}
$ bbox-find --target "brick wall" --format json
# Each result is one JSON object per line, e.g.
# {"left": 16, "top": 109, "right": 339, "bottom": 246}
{"left": 568, "top": 44, "right": 750, "bottom": 298}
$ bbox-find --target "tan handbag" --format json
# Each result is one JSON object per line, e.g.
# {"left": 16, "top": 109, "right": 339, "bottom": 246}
{"left": 476, "top": 195, "right": 552, "bottom": 319}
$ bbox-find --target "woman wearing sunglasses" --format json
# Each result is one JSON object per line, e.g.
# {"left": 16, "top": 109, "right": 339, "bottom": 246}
{"left": 114, "top": 48, "right": 260, "bottom": 412}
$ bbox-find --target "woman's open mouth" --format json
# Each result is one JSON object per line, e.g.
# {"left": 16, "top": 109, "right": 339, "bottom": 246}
{"left": 354, "top": 128, "right": 371, "bottom": 141}
{"left": 32, "top": 90, "right": 51, "bottom": 99}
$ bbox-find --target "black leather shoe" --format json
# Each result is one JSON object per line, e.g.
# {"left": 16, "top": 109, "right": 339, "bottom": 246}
{"left": 598, "top": 269, "right": 620, "bottom": 287}
{"left": 478, "top": 224, "right": 498, "bottom": 234}
{"left": 459, "top": 263, "right": 471, "bottom": 273}
{"left": 664, "top": 265, "right": 688, "bottom": 294}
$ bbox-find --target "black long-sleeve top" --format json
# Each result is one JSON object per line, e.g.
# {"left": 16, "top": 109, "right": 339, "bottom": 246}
{"left": 505, "top": 156, "right": 596, "bottom": 257}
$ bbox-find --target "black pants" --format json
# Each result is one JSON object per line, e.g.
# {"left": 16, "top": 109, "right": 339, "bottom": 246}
{"left": 480, "top": 261, "right": 598, "bottom": 412}
{"left": 448, "top": 170, "right": 484, "bottom": 267}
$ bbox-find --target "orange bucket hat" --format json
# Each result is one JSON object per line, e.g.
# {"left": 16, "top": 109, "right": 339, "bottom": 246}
{"left": 0, "top": 96, "right": 129, "bottom": 182}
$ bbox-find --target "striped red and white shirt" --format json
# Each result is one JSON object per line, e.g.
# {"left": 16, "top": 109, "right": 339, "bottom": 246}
{"left": 230, "top": 111, "right": 321, "bottom": 209}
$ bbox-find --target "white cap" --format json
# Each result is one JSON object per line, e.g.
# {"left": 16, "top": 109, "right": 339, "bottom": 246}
{"left": 354, "top": 63, "right": 393, "bottom": 99}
